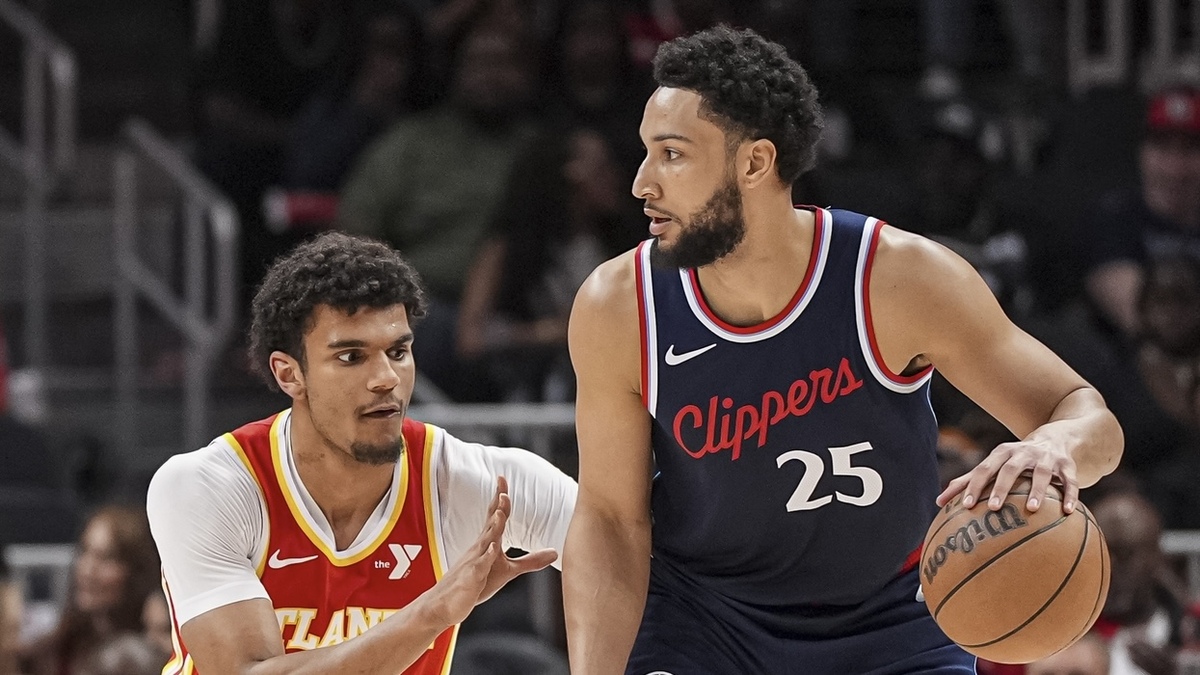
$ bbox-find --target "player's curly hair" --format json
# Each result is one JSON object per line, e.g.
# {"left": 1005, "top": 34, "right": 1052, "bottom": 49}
{"left": 248, "top": 231, "right": 428, "bottom": 390}
{"left": 652, "top": 25, "right": 824, "bottom": 183}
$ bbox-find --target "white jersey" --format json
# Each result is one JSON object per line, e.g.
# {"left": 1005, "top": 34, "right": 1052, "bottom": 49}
{"left": 146, "top": 410, "right": 577, "bottom": 626}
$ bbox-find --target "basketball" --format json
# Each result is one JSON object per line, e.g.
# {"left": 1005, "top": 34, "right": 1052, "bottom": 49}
{"left": 920, "top": 477, "right": 1110, "bottom": 664}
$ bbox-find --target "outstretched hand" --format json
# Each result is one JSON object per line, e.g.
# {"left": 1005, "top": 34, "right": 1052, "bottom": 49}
{"left": 428, "top": 476, "right": 558, "bottom": 627}
{"left": 936, "top": 436, "right": 1079, "bottom": 514}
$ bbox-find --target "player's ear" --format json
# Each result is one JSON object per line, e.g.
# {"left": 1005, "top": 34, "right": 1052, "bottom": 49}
{"left": 270, "top": 351, "right": 306, "bottom": 399}
{"left": 742, "top": 138, "right": 777, "bottom": 188}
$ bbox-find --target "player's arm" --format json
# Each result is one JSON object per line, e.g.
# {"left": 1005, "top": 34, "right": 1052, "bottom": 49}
{"left": 436, "top": 431, "right": 578, "bottom": 570}
{"left": 563, "top": 252, "right": 655, "bottom": 675}
{"left": 869, "top": 225, "right": 1124, "bottom": 513}
{"left": 149, "top": 451, "right": 545, "bottom": 674}
{"left": 180, "top": 480, "right": 547, "bottom": 675}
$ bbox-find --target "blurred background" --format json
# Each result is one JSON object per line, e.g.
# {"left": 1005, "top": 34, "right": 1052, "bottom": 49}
{"left": 0, "top": 0, "right": 1199, "bottom": 673}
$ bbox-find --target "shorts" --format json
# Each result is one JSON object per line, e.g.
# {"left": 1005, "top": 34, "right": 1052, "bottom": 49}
{"left": 625, "top": 567, "right": 976, "bottom": 675}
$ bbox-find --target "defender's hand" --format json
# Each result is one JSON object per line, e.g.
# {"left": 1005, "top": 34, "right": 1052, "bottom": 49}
{"left": 424, "top": 477, "right": 557, "bottom": 627}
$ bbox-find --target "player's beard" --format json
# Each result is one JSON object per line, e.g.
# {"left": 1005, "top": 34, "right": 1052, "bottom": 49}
{"left": 650, "top": 175, "right": 746, "bottom": 270}
{"left": 349, "top": 439, "right": 404, "bottom": 466}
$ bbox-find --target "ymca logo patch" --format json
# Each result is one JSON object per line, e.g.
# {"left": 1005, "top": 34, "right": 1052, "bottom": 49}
{"left": 384, "top": 544, "right": 423, "bottom": 579}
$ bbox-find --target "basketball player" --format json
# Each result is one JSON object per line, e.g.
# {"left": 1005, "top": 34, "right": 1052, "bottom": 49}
{"left": 146, "top": 232, "right": 577, "bottom": 673}
{"left": 562, "top": 27, "right": 1124, "bottom": 674}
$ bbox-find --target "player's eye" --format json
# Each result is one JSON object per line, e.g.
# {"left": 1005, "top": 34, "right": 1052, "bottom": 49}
{"left": 387, "top": 346, "right": 409, "bottom": 361}
{"left": 664, "top": 148, "right": 680, "bottom": 160}
{"left": 336, "top": 351, "right": 362, "bottom": 364}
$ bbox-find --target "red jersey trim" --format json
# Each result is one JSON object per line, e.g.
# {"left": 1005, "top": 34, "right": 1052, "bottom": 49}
{"left": 635, "top": 241, "right": 651, "bottom": 411}
{"left": 859, "top": 220, "right": 934, "bottom": 388}
{"left": 270, "top": 412, "right": 411, "bottom": 567}
{"left": 685, "top": 206, "right": 826, "bottom": 336}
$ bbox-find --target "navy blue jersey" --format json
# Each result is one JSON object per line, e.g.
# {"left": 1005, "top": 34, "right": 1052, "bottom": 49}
{"left": 637, "top": 208, "right": 941, "bottom": 630}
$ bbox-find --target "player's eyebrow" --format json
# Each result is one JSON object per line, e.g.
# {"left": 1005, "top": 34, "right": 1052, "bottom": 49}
{"left": 327, "top": 333, "right": 413, "bottom": 349}
{"left": 652, "top": 133, "right": 693, "bottom": 143}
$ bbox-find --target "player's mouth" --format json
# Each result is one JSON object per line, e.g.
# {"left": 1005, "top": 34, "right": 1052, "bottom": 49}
{"left": 644, "top": 208, "right": 675, "bottom": 236}
{"left": 361, "top": 402, "right": 402, "bottom": 419}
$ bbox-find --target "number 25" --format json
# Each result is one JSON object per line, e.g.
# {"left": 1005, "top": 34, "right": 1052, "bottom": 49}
{"left": 775, "top": 441, "right": 883, "bottom": 511}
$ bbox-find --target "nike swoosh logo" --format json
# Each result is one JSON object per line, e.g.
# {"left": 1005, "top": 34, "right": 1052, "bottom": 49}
{"left": 268, "top": 550, "right": 319, "bottom": 569}
{"left": 664, "top": 343, "right": 717, "bottom": 366}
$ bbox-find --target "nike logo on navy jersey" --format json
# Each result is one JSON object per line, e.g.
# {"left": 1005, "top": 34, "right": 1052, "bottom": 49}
{"left": 268, "top": 550, "right": 318, "bottom": 569}
{"left": 665, "top": 343, "right": 716, "bottom": 366}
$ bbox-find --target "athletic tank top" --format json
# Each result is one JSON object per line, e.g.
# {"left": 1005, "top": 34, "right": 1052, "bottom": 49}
{"left": 162, "top": 411, "right": 456, "bottom": 674}
{"left": 637, "top": 208, "right": 939, "bottom": 622}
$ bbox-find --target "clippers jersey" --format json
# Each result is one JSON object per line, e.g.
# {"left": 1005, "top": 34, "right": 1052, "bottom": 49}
{"left": 637, "top": 208, "right": 940, "bottom": 631}
{"left": 162, "top": 412, "right": 456, "bottom": 675}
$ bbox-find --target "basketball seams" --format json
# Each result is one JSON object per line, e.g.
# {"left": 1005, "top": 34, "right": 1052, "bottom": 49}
{"left": 1060, "top": 518, "right": 1109, "bottom": 651}
{"left": 931, "top": 514, "right": 1070, "bottom": 618}
{"left": 956, "top": 513, "right": 1091, "bottom": 649}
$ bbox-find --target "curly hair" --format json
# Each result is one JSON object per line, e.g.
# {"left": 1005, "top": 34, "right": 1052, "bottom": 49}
{"left": 652, "top": 25, "right": 824, "bottom": 183}
{"left": 248, "top": 231, "right": 428, "bottom": 390}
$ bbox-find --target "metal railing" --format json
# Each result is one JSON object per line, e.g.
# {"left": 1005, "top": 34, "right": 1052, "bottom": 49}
{"left": 1069, "top": 0, "right": 1200, "bottom": 96}
{"left": 0, "top": 0, "right": 77, "bottom": 370}
{"left": 113, "top": 118, "right": 240, "bottom": 453}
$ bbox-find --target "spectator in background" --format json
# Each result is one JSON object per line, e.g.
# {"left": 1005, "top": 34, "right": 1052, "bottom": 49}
{"left": 541, "top": 0, "right": 650, "bottom": 172}
{"left": 19, "top": 506, "right": 160, "bottom": 675}
{"left": 339, "top": 23, "right": 540, "bottom": 400}
{"left": 140, "top": 591, "right": 172, "bottom": 663}
{"left": 890, "top": 100, "right": 1036, "bottom": 318}
{"left": 1133, "top": 256, "right": 1200, "bottom": 528}
{"left": 281, "top": 0, "right": 433, "bottom": 193}
{"left": 1083, "top": 85, "right": 1200, "bottom": 341}
{"left": 1092, "top": 492, "right": 1187, "bottom": 675}
{"left": 76, "top": 635, "right": 165, "bottom": 675}
{"left": 1025, "top": 631, "right": 1110, "bottom": 675}
{"left": 457, "top": 127, "right": 643, "bottom": 402}
{"left": 193, "top": 0, "right": 349, "bottom": 297}
{"left": 1, "top": 551, "right": 25, "bottom": 675}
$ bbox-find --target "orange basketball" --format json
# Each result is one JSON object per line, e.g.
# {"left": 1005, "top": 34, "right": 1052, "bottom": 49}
{"left": 920, "top": 477, "right": 1110, "bottom": 664}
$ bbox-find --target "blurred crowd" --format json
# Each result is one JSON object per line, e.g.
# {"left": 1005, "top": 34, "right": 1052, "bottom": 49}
{"left": 2, "top": 0, "right": 1200, "bottom": 673}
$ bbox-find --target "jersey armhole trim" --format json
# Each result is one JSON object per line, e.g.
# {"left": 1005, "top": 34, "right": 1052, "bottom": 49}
{"left": 421, "top": 423, "right": 449, "bottom": 579}
{"left": 635, "top": 241, "right": 659, "bottom": 418}
{"left": 221, "top": 433, "right": 270, "bottom": 577}
{"left": 855, "top": 219, "right": 934, "bottom": 393}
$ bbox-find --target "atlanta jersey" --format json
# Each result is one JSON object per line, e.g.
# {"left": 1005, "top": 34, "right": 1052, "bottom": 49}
{"left": 637, "top": 207, "right": 940, "bottom": 634}
{"left": 148, "top": 409, "right": 575, "bottom": 674}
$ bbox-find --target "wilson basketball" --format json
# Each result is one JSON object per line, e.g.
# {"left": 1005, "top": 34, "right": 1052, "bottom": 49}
{"left": 920, "top": 477, "right": 1110, "bottom": 664}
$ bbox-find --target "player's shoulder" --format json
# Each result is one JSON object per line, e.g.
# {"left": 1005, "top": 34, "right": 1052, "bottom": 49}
{"left": 872, "top": 222, "right": 978, "bottom": 290}
{"left": 147, "top": 437, "right": 257, "bottom": 507}
{"left": 573, "top": 246, "right": 642, "bottom": 319}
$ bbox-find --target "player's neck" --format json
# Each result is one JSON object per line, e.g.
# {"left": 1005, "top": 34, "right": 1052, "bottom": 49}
{"left": 288, "top": 409, "right": 395, "bottom": 548}
{"left": 696, "top": 200, "right": 815, "bottom": 326}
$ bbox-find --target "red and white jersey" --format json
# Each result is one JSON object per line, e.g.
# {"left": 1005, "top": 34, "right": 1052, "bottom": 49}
{"left": 148, "top": 409, "right": 576, "bottom": 674}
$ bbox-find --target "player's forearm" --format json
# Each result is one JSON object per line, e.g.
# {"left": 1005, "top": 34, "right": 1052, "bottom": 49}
{"left": 563, "top": 508, "right": 651, "bottom": 675}
{"left": 243, "top": 600, "right": 448, "bottom": 675}
{"left": 1032, "top": 386, "right": 1124, "bottom": 487}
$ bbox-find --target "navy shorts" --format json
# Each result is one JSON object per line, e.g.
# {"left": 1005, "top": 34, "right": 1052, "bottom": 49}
{"left": 626, "top": 567, "right": 976, "bottom": 675}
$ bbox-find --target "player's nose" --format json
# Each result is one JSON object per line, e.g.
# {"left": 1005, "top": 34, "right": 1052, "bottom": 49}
{"left": 632, "top": 158, "right": 659, "bottom": 201}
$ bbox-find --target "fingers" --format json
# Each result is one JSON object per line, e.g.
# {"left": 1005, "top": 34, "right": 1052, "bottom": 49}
{"left": 938, "top": 442, "right": 1080, "bottom": 514}
{"left": 986, "top": 458, "right": 1026, "bottom": 511}
{"left": 936, "top": 474, "right": 971, "bottom": 508}
{"left": 1060, "top": 469, "right": 1079, "bottom": 514}
{"left": 508, "top": 548, "right": 558, "bottom": 575}
{"left": 959, "top": 445, "right": 1012, "bottom": 509}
